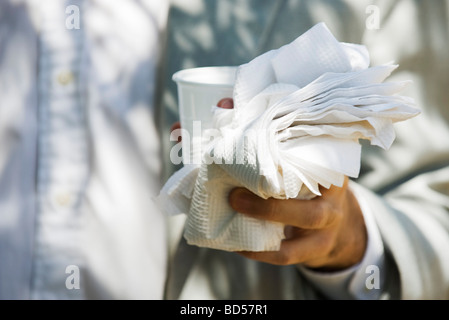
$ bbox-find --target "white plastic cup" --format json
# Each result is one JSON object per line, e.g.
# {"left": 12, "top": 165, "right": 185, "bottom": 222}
{"left": 172, "top": 66, "right": 237, "bottom": 164}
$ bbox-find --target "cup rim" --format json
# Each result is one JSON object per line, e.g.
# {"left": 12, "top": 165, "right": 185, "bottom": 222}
{"left": 172, "top": 66, "right": 237, "bottom": 87}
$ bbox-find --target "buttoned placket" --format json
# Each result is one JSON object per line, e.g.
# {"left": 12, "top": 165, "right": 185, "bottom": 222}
{"left": 31, "top": 0, "right": 88, "bottom": 299}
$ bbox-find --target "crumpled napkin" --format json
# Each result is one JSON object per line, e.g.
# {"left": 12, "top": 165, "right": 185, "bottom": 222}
{"left": 157, "top": 22, "right": 420, "bottom": 252}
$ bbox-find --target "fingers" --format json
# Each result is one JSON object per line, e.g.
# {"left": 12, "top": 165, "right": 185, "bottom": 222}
{"left": 237, "top": 230, "right": 333, "bottom": 266}
{"left": 170, "top": 121, "right": 181, "bottom": 132}
{"left": 217, "top": 98, "right": 234, "bottom": 109}
{"left": 228, "top": 188, "right": 341, "bottom": 229}
{"left": 228, "top": 178, "right": 367, "bottom": 269}
{"left": 170, "top": 122, "right": 182, "bottom": 142}
{"left": 170, "top": 98, "right": 234, "bottom": 140}
{"left": 172, "top": 98, "right": 234, "bottom": 134}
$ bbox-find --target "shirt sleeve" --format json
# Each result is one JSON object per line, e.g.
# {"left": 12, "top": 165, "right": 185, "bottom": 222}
{"left": 296, "top": 180, "right": 385, "bottom": 300}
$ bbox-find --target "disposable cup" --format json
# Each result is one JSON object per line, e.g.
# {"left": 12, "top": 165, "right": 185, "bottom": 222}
{"left": 172, "top": 66, "right": 237, "bottom": 164}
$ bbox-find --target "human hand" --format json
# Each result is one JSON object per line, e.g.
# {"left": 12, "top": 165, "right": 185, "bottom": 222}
{"left": 172, "top": 98, "right": 367, "bottom": 271}
{"left": 219, "top": 95, "right": 367, "bottom": 271}
{"left": 228, "top": 176, "right": 367, "bottom": 271}
{"left": 169, "top": 98, "right": 234, "bottom": 139}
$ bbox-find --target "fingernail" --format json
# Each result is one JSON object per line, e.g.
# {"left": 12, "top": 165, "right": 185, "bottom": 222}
{"left": 217, "top": 98, "right": 234, "bottom": 109}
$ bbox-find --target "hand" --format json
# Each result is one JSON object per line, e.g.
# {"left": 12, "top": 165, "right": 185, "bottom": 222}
{"left": 170, "top": 98, "right": 234, "bottom": 140}
{"left": 228, "top": 177, "right": 367, "bottom": 271}
{"left": 173, "top": 97, "right": 368, "bottom": 271}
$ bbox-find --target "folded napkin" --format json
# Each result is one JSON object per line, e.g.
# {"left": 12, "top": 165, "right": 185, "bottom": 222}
{"left": 158, "top": 22, "right": 420, "bottom": 252}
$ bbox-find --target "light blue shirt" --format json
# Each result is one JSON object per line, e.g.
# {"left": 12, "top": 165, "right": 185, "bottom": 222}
{"left": 0, "top": 0, "right": 168, "bottom": 299}
{"left": 1, "top": 0, "right": 388, "bottom": 300}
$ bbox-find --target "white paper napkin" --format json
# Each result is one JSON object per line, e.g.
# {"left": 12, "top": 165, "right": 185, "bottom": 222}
{"left": 157, "top": 22, "right": 420, "bottom": 252}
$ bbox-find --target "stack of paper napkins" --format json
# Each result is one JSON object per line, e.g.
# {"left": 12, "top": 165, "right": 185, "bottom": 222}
{"left": 158, "top": 22, "right": 419, "bottom": 252}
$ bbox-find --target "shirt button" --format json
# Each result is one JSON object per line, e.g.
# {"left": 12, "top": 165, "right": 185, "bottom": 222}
{"left": 57, "top": 71, "right": 74, "bottom": 86}
{"left": 55, "top": 193, "right": 72, "bottom": 207}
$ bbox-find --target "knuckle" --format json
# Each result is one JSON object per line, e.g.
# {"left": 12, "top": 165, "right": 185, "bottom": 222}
{"left": 317, "top": 233, "right": 335, "bottom": 256}
{"left": 275, "top": 243, "right": 299, "bottom": 265}
{"left": 263, "top": 198, "right": 279, "bottom": 219}
{"left": 276, "top": 250, "right": 293, "bottom": 265}
{"left": 307, "top": 201, "right": 341, "bottom": 229}
{"left": 308, "top": 203, "right": 328, "bottom": 228}
{"left": 328, "top": 206, "right": 344, "bottom": 227}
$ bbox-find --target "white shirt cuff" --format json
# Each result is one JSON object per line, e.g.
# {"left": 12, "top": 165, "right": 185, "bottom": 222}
{"left": 297, "top": 181, "right": 385, "bottom": 300}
